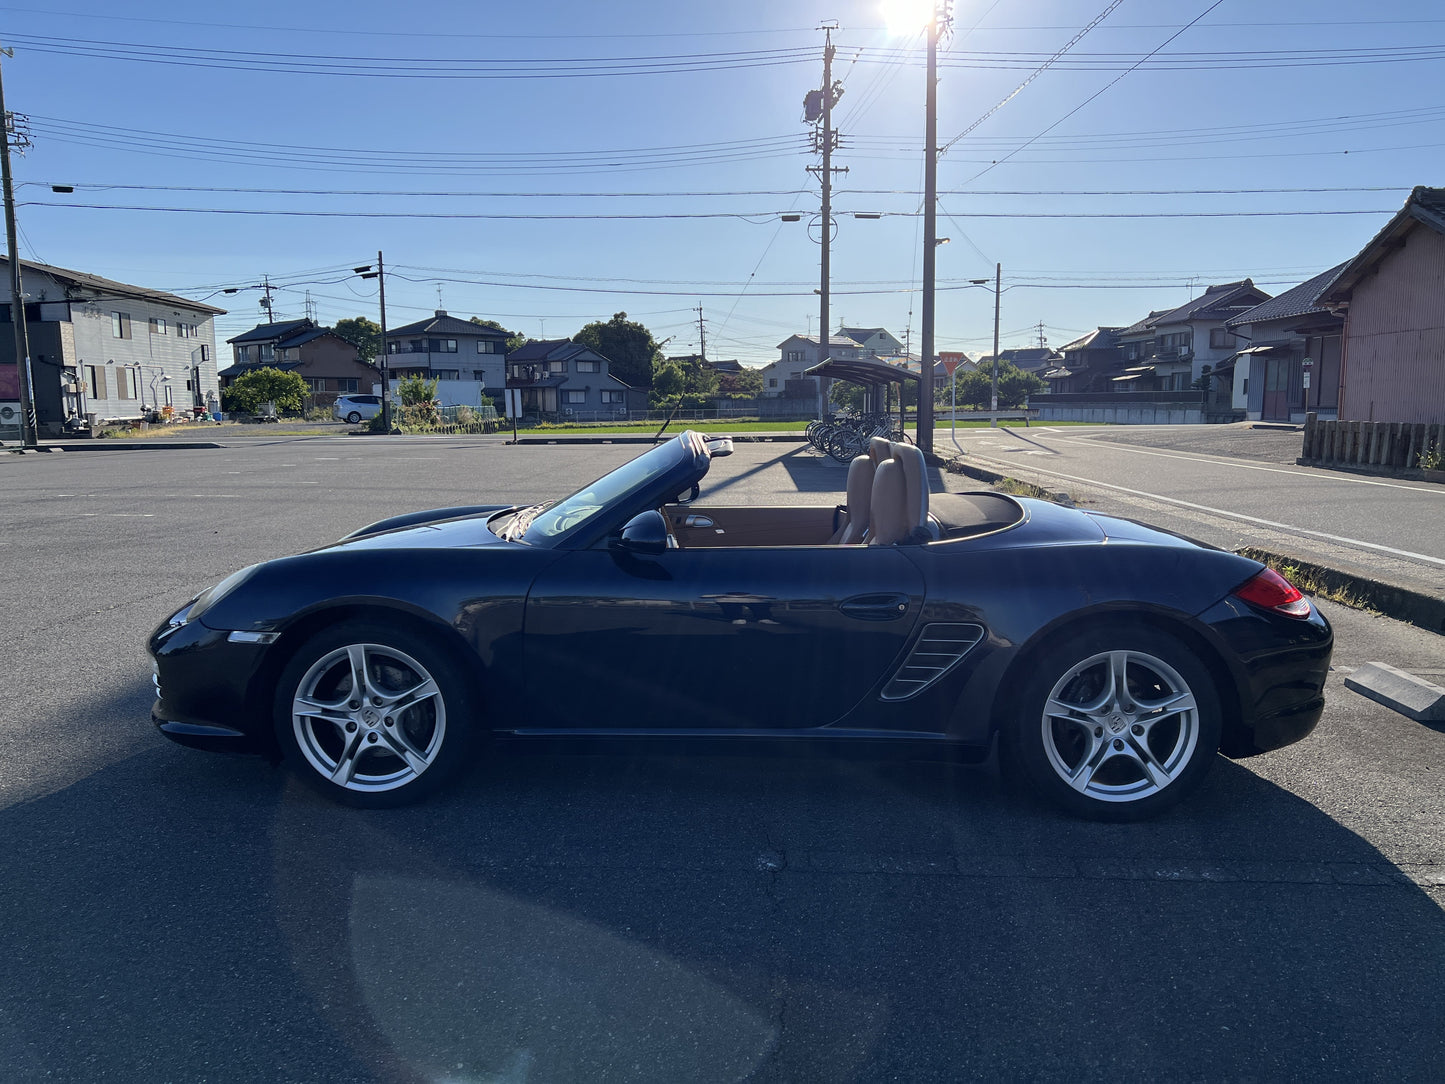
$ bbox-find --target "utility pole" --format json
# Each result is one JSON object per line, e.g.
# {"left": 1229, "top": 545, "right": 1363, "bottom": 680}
{"left": 1036, "top": 321, "right": 1047, "bottom": 350}
{"left": 695, "top": 303, "right": 706, "bottom": 362}
{"left": 258, "top": 274, "right": 276, "bottom": 323}
{"left": 355, "top": 252, "right": 391, "bottom": 430}
{"left": 990, "top": 262, "right": 1001, "bottom": 426}
{"left": 806, "top": 23, "right": 845, "bottom": 420}
{"left": 0, "top": 47, "right": 37, "bottom": 448}
{"left": 919, "top": 6, "right": 944, "bottom": 454}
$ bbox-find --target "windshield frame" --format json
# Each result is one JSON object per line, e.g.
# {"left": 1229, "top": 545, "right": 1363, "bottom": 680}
{"left": 514, "top": 431, "right": 712, "bottom": 549}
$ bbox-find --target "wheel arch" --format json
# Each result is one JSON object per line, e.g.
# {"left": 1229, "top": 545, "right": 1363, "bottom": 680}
{"left": 251, "top": 602, "right": 485, "bottom": 751}
{"left": 987, "top": 604, "right": 1247, "bottom": 754}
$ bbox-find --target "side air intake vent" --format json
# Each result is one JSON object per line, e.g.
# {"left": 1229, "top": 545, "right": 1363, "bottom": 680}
{"left": 880, "top": 623, "right": 985, "bottom": 701}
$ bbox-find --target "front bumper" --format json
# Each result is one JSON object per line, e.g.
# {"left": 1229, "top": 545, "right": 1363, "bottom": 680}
{"left": 149, "top": 612, "right": 277, "bottom": 756}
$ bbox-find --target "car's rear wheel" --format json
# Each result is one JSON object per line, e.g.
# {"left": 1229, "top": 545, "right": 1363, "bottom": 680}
{"left": 1005, "top": 626, "right": 1221, "bottom": 821}
{"left": 345, "top": 411, "right": 362, "bottom": 424}
{"left": 273, "top": 622, "right": 476, "bottom": 807}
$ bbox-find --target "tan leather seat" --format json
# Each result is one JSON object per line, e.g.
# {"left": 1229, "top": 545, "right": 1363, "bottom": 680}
{"left": 890, "top": 441, "right": 930, "bottom": 537}
{"left": 828, "top": 454, "right": 875, "bottom": 544}
{"left": 867, "top": 460, "right": 909, "bottom": 545}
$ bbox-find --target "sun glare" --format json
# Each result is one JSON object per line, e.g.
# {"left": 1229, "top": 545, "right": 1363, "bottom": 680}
{"left": 881, "top": 0, "right": 936, "bottom": 36}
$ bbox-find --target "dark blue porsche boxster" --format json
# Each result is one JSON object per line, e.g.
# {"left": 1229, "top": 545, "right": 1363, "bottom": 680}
{"left": 149, "top": 431, "right": 1332, "bottom": 819}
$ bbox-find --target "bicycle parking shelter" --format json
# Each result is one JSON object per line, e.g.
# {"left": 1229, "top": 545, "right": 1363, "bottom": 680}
{"left": 804, "top": 355, "right": 921, "bottom": 427}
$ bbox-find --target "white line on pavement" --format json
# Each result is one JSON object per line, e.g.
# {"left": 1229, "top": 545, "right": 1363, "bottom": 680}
{"left": 1003, "top": 432, "right": 1443, "bottom": 495}
{"left": 964, "top": 452, "right": 1445, "bottom": 568}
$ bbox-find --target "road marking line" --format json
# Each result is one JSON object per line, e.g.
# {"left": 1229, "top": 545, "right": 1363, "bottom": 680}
{"left": 965, "top": 452, "right": 1445, "bottom": 568}
{"left": 1010, "top": 432, "right": 1443, "bottom": 494}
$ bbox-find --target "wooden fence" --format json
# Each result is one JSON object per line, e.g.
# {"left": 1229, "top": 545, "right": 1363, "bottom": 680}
{"left": 1300, "top": 412, "right": 1444, "bottom": 470}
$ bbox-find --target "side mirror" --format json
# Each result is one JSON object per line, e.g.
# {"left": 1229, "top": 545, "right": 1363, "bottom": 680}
{"left": 612, "top": 510, "right": 669, "bottom": 556}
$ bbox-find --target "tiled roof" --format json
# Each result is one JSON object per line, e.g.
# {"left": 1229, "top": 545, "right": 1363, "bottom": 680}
{"left": 1152, "top": 281, "right": 1270, "bottom": 326}
{"left": 777, "top": 333, "right": 864, "bottom": 349}
{"left": 218, "top": 360, "right": 304, "bottom": 378}
{"left": 1118, "top": 310, "right": 1169, "bottom": 337}
{"left": 1060, "top": 327, "right": 1122, "bottom": 353}
{"left": 228, "top": 319, "right": 313, "bottom": 344}
{"left": 506, "top": 338, "right": 574, "bottom": 362}
{"left": 1225, "top": 263, "right": 1349, "bottom": 328}
{"left": 0, "top": 256, "right": 228, "bottom": 316}
{"left": 1321, "top": 186, "right": 1445, "bottom": 304}
{"left": 387, "top": 311, "right": 511, "bottom": 338}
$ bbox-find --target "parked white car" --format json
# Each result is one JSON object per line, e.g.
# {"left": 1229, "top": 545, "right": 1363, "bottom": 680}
{"left": 333, "top": 394, "right": 383, "bottom": 424}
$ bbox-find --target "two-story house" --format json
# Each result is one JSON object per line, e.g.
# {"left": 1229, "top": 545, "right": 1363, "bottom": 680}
{"left": 223, "top": 319, "right": 378, "bottom": 406}
{"left": 839, "top": 326, "right": 905, "bottom": 358}
{"left": 1047, "top": 328, "right": 1124, "bottom": 393}
{"left": 758, "top": 334, "right": 864, "bottom": 398}
{"left": 383, "top": 310, "right": 511, "bottom": 393}
{"left": 504, "top": 338, "right": 640, "bottom": 417}
{"left": 1114, "top": 282, "right": 1272, "bottom": 392}
{"left": 0, "top": 256, "right": 224, "bottom": 436}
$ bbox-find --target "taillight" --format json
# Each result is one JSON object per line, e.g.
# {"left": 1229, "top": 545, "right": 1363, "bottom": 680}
{"left": 1233, "top": 567, "right": 1312, "bottom": 618}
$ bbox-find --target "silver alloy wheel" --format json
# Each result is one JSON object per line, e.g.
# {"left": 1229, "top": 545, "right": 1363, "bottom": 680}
{"left": 346, "top": 411, "right": 362, "bottom": 424}
{"left": 291, "top": 642, "right": 447, "bottom": 794}
{"left": 1039, "top": 649, "right": 1200, "bottom": 803}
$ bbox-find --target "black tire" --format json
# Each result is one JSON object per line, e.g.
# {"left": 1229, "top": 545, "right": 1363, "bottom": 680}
{"left": 1003, "top": 625, "right": 1222, "bottom": 821}
{"left": 345, "top": 411, "right": 362, "bottom": 424}
{"left": 273, "top": 621, "right": 477, "bottom": 807}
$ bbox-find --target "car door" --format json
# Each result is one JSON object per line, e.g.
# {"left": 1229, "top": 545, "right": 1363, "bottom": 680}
{"left": 522, "top": 543, "right": 926, "bottom": 731}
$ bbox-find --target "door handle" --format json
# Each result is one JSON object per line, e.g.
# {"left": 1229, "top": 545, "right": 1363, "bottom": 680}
{"left": 684, "top": 514, "right": 715, "bottom": 528}
{"left": 839, "top": 593, "right": 911, "bottom": 621}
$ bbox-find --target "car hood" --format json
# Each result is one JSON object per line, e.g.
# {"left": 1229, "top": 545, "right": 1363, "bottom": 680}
{"left": 324, "top": 512, "right": 515, "bottom": 552}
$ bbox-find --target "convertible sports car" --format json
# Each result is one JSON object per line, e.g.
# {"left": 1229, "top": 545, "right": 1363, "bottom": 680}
{"left": 149, "top": 431, "right": 1332, "bottom": 820}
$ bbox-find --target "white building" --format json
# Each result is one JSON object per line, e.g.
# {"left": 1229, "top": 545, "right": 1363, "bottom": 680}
{"left": 0, "top": 257, "right": 224, "bottom": 436}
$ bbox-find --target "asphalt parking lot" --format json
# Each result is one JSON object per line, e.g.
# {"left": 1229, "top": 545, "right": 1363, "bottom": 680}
{"left": 2, "top": 435, "right": 1442, "bottom": 1082}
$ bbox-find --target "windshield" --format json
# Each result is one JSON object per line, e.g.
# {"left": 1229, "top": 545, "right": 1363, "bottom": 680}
{"left": 519, "top": 435, "right": 703, "bottom": 543}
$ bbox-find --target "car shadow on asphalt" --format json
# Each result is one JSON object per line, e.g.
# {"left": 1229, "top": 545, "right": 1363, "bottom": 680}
{"left": 2, "top": 740, "right": 1441, "bottom": 1082}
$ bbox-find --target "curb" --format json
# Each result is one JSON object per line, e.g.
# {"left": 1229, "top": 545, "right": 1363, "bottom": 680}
{"left": 11, "top": 441, "right": 225, "bottom": 452}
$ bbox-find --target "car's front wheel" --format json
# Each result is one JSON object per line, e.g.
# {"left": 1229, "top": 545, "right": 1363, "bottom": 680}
{"left": 345, "top": 411, "right": 362, "bottom": 424}
{"left": 1005, "top": 626, "right": 1222, "bottom": 820}
{"left": 273, "top": 622, "right": 476, "bottom": 806}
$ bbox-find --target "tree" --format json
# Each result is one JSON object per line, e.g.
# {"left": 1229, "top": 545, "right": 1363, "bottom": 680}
{"left": 334, "top": 316, "right": 382, "bottom": 364}
{"left": 397, "top": 373, "right": 439, "bottom": 405}
{"left": 469, "top": 317, "right": 527, "bottom": 353}
{"left": 648, "top": 355, "right": 717, "bottom": 409}
{"left": 574, "top": 312, "right": 660, "bottom": 389}
{"left": 950, "top": 360, "right": 1045, "bottom": 410}
{"left": 222, "top": 367, "right": 307, "bottom": 415}
{"left": 717, "top": 366, "right": 764, "bottom": 400}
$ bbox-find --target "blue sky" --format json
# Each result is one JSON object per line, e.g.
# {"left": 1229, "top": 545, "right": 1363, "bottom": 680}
{"left": 5, "top": 0, "right": 1443, "bottom": 364}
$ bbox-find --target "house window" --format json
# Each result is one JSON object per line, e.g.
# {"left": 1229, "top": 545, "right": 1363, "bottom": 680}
{"left": 116, "top": 367, "right": 137, "bottom": 400}
{"left": 576, "top": 360, "right": 600, "bottom": 373}
{"left": 563, "top": 390, "right": 587, "bottom": 405}
{"left": 473, "top": 369, "right": 488, "bottom": 381}
{"left": 476, "top": 341, "right": 496, "bottom": 353}
{"left": 600, "top": 390, "right": 625, "bottom": 405}
{"left": 260, "top": 344, "right": 274, "bottom": 362}
{"left": 429, "top": 338, "right": 458, "bottom": 353}
{"left": 547, "top": 360, "right": 566, "bottom": 373}
{"left": 87, "top": 364, "right": 106, "bottom": 400}
{"left": 433, "top": 369, "right": 459, "bottom": 380}
{"left": 111, "top": 312, "right": 132, "bottom": 339}
{"left": 786, "top": 350, "right": 803, "bottom": 362}
{"left": 1210, "top": 327, "right": 1234, "bottom": 349}
{"left": 338, "top": 378, "right": 359, "bottom": 393}
{"left": 150, "top": 318, "right": 167, "bottom": 335}
{"left": 306, "top": 377, "right": 324, "bottom": 392}
{"left": 768, "top": 378, "right": 778, "bottom": 388}
{"left": 237, "top": 346, "right": 250, "bottom": 363}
